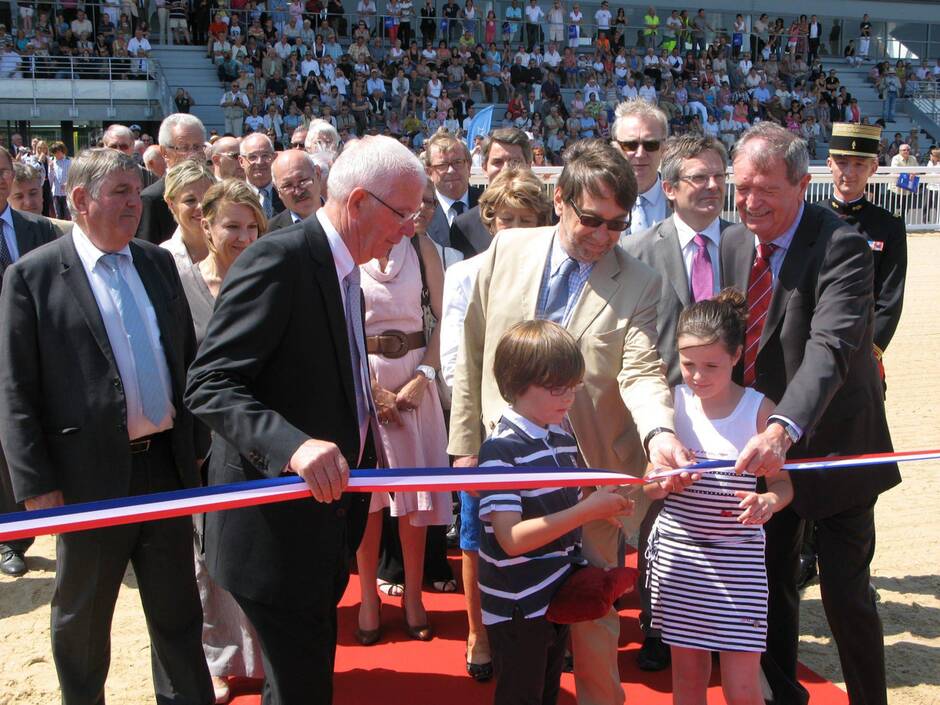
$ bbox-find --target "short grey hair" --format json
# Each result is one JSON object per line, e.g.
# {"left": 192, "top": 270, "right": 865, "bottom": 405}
{"left": 660, "top": 134, "right": 728, "bottom": 186}
{"left": 157, "top": 113, "right": 206, "bottom": 147}
{"left": 612, "top": 99, "right": 670, "bottom": 140}
{"left": 12, "top": 162, "right": 43, "bottom": 184}
{"left": 733, "top": 122, "right": 809, "bottom": 185}
{"left": 66, "top": 148, "right": 140, "bottom": 213}
{"left": 305, "top": 119, "right": 341, "bottom": 153}
{"left": 309, "top": 149, "right": 333, "bottom": 182}
{"left": 327, "top": 135, "right": 426, "bottom": 204}
{"left": 142, "top": 144, "right": 163, "bottom": 168}
{"left": 102, "top": 124, "right": 135, "bottom": 145}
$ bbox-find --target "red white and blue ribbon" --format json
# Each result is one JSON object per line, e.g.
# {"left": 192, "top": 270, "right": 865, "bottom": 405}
{"left": 1, "top": 450, "right": 937, "bottom": 543}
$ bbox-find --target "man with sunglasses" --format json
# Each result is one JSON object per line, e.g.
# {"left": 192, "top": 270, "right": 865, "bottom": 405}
{"left": 137, "top": 113, "right": 207, "bottom": 244}
{"left": 450, "top": 140, "right": 690, "bottom": 705}
{"left": 611, "top": 99, "right": 671, "bottom": 238}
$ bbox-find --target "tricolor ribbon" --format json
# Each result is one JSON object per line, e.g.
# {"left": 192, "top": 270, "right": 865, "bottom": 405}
{"left": 1, "top": 450, "right": 937, "bottom": 543}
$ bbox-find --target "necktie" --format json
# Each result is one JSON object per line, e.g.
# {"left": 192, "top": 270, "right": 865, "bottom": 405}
{"left": 631, "top": 195, "right": 649, "bottom": 234}
{"left": 449, "top": 200, "right": 465, "bottom": 225}
{"left": 343, "top": 267, "right": 372, "bottom": 439}
{"left": 690, "top": 233, "right": 713, "bottom": 302}
{"left": 0, "top": 220, "right": 13, "bottom": 270}
{"left": 743, "top": 243, "right": 777, "bottom": 387}
{"left": 100, "top": 254, "right": 167, "bottom": 426}
{"left": 260, "top": 187, "right": 273, "bottom": 218}
{"left": 542, "top": 257, "right": 579, "bottom": 324}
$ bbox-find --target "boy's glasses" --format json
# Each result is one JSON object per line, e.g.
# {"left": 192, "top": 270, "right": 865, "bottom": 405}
{"left": 549, "top": 382, "right": 585, "bottom": 397}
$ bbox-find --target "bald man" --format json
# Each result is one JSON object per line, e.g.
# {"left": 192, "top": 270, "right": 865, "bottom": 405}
{"left": 103, "top": 124, "right": 156, "bottom": 187}
{"left": 143, "top": 144, "right": 167, "bottom": 179}
{"left": 267, "top": 150, "right": 323, "bottom": 232}
{"left": 238, "top": 132, "right": 283, "bottom": 217}
{"left": 210, "top": 136, "right": 245, "bottom": 180}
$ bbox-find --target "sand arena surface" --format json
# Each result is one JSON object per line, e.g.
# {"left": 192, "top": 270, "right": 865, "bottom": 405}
{"left": 1, "top": 237, "right": 939, "bottom": 705}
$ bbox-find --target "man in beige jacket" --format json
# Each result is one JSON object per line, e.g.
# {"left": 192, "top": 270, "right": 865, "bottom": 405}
{"left": 448, "top": 140, "right": 690, "bottom": 705}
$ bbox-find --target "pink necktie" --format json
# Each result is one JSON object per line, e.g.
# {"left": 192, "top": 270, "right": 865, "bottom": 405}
{"left": 690, "top": 233, "right": 713, "bottom": 303}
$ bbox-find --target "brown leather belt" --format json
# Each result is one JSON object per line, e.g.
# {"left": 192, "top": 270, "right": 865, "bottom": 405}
{"left": 366, "top": 330, "right": 426, "bottom": 359}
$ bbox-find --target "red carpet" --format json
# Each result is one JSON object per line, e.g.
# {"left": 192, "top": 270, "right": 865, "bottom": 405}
{"left": 229, "top": 550, "right": 848, "bottom": 705}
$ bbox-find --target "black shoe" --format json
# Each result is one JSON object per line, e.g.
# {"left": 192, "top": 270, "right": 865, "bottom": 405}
{"left": 562, "top": 652, "right": 574, "bottom": 673}
{"left": 797, "top": 551, "right": 818, "bottom": 591}
{"left": 0, "top": 548, "right": 27, "bottom": 577}
{"left": 636, "top": 635, "right": 670, "bottom": 671}
{"left": 446, "top": 519, "right": 460, "bottom": 549}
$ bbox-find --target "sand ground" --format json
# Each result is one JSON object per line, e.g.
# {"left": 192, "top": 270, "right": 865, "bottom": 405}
{"left": 1, "top": 237, "right": 939, "bottom": 705}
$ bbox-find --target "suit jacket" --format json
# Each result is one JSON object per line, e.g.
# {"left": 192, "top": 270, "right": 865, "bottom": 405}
{"left": 136, "top": 177, "right": 176, "bottom": 245}
{"left": 265, "top": 208, "right": 297, "bottom": 234}
{"left": 185, "top": 217, "right": 371, "bottom": 607}
{"left": 3, "top": 209, "right": 60, "bottom": 281}
{"left": 720, "top": 204, "right": 900, "bottom": 519}
{"left": 448, "top": 226, "right": 673, "bottom": 485}
{"left": 427, "top": 185, "right": 483, "bottom": 252}
{"left": 449, "top": 202, "right": 492, "bottom": 259}
{"left": 0, "top": 233, "right": 200, "bottom": 505}
{"left": 623, "top": 216, "right": 731, "bottom": 386}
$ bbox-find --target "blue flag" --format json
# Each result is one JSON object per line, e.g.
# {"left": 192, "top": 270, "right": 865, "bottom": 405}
{"left": 465, "top": 105, "right": 494, "bottom": 151}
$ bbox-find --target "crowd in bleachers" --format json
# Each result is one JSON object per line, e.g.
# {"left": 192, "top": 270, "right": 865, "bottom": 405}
{"left": 3, "top": 4, "right": 940, "bottom": 162}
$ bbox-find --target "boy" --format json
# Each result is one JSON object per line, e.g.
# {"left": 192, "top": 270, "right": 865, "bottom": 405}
{"left": 477, "top": 320, "right": 633, "bottom": 705}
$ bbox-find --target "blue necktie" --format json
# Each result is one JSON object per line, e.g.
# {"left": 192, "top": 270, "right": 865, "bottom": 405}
{"left": 343, "top": 267, "right": 372, "bottom": 432}
{"left": 542, "top": 257, "right": 579, "bottom": 324}
{"left": 100, "top": 253, "right": 167, "bottom": 427}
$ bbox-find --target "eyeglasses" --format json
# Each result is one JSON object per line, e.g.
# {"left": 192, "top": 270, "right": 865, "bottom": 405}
{"left": 217, "top": 151, "right": 239, "bottom": 160}
{"left": 567, "top": 199, "right": 630, "bottom": 232}
{"left": 240, "top": 151, "right": 275, "bottom": 163}
{"left": 366, "top": 190, "right": 420, "bottom": 222}
{"left": 548, "top": 381, "right": 584, "bottom": 397}
{"left": 615, "top": 139, "right": 661, "bottom": 153}
{"left": 427, "top": 158, "right": 468, "bottom": 172}
{"left": 279, "top": 177, "right": 315, "bottom": 193}
{"left": 165, "top": 143, "right": 205, "bottom": 154}
{"left": 290, "top": 142, "right": 306, "bottom": 149}
{"left": 678, "top": 172, "right": 725, "bottom": 188}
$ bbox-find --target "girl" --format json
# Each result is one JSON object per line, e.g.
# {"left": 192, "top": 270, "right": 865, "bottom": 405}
{"left": 645, "top": 289, "right": 793, "bottom": 705}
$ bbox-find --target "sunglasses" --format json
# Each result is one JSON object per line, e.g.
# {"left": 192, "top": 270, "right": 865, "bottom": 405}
{"left": 567, "top": 199, "right": 630, "bottom": 232}
{"left": 615, "top": 139, "right": 661, "bottom": 152}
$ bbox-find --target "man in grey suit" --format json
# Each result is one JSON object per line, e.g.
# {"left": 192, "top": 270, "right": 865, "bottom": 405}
{"left": 0, "top": 146, "right": 60, "bottom": 577}
{"left": 423, "top": 129, "right": 483, "bottom": 254}
{"left": 0, "top": 149, "right": 212, "bottom": 703}
{"left": 622, "top": 133, "right": 731, "bottom": 672}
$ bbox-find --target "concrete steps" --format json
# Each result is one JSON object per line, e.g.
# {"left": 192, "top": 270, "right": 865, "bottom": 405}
{"left": 151, "top": 46, "right": 224, "bottom": 133}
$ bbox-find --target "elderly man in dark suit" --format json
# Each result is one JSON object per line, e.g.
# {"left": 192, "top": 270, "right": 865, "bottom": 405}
{"left": 623, "top": 133, "right": 731, "bottom": 671}
{"left": 0, "top": 148, "right": 212, "bottom": 704}
{"left": 136, "top": 113, "right": 207, "bottom": 244}
{"left": 267, "top": 149, "right": 325, "bottom": 233}
{"left": 0, "top": 146, "right": 60, "bottom": 577}
{"left": 186, "top": 135, "right": 426, "bottom": 705}
{"left": 721, "top": 123, "right": 900, "bottom": 705}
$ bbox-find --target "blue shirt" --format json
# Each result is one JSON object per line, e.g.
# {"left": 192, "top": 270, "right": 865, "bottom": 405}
{"left": 535, "top": 233, "right": 593, "bottom": 326}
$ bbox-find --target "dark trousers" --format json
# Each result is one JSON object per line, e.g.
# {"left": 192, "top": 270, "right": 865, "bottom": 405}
{"left": 763, "top": 501, "right": 887, "bottom": 705}
{"left": 0, "top": 452, "right": 34, "bottom": 555}
{"left": 635, "top": 498, "right": 663, "bottom": 635}
{"left": 51, "top": 436, "right": 212, "bottom": 705}
{"left": 487, "top": 608, "right": 569, "bottom": 705}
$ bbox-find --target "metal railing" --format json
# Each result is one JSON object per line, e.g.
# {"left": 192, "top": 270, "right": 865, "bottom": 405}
{"left": 909, "top": 81, "right": 940, "bottom": 125}
{"left": 472, "top": 166, "right": 940, "bottom": 232}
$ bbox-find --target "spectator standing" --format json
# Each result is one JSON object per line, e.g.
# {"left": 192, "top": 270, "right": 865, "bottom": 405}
{"left": 48, "top": 141, "right": 71, "bottom": 220}
{"left": 594, "top": 0, "right": 611, "bottom": 41}
{"left": 524, "top": 0, "right": 544, "bottom": 52}
{"left": 859, "top": 14, "right": 872, "bottom": 61}
{"left": 222, "top": 82, "right": 250, "bottom": 136}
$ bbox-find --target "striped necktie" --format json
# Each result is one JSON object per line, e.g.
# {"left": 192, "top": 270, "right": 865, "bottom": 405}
{"left": 743, "top": 243, "right": 777, "bottom": 386}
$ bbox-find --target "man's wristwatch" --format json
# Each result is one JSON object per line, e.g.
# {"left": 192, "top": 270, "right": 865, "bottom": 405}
{"left": 769, "top": 418, "right": 800, "bottom": 445}
{"left": 416, "top": 364, "right": 437, "bottom": 382}
{"left": 643, "top": 427, "right": 675, "bottom": 459}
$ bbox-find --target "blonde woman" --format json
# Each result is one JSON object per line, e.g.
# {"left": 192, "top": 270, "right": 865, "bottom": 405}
{"left": 438, "top": 167, "right": 552, "bottom": 680}
{"left": 179, "top": 179, "right": 266, "bottom": 704}
{"left": 161, "top": 160, "right": 217, "bottom": 269}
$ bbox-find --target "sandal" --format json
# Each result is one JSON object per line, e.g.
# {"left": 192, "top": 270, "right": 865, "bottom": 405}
{"left": 377, "top": 579, "right": 404, "bottom": 597}
{"left": 431, "top": 579, "right": 458, "bottom": 593}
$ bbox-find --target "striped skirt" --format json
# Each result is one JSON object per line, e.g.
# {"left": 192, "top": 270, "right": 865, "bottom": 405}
{"left": 648, "top": 527, "right": 768, "bottom": 653}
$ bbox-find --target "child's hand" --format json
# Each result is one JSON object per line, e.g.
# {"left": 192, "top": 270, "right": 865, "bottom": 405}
{"left": 735, "top": 490, "right": 776, "bottom": 525}
{"left": 581, "top": 485, "right": 634, "bottom": 522}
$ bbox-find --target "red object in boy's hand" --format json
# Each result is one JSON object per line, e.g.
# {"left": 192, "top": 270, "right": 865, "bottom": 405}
{"left": 546, "top": 566, "right": 638, "bottom": 624}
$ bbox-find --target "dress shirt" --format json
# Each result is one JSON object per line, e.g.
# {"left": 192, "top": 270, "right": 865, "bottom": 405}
{"left": 674, "top": 214, "right": 721, "bottom": 296}
{"left": 0, "top": 206, "right": 22, "bottom": 262}
{"left": 536, "top": 232, "right": 593, "bottom": 326}
{"left": 72, "top": 224, "right": 175, "bottom": 440}
{"left": 628, "top": 177, "right": 668, "bottom": 234}
{"left": 436, "top": 190, "right": 469, "bottom": 226}
{"left": 289, "top": 211, "right": 302, "bottom": 223}
{"left": 316, "top": 209, "right": 370, "bottom": 455}
{"left": 439, "top": 252, "right": 484, "bottom": 388}
{"left": 752, "top": 203, "right": 804, "bottom": 439}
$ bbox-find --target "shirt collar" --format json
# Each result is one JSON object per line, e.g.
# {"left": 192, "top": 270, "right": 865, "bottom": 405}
{"left": 316, "top": 209, "right": 355, "bottom": 281}
{"left": 638, "top": 177, "right": 664, "bottom": 208}
{"left": 550, "top": 229, "right": 592, "bottom": 275}
{"left": 436, "top": 189, "right": 468, "bottom": 213}
{"left": 71, "top": 222, "right": 133, "bottom": 270}
{"left": 754, "top": 202, "right": 804, "bottom": 252}
{"left": 673, "top": 213, "right": 721, "bottom": 251}
{"left": 502, "top": 406, "right": 567, "bottom": 440}
{"left": 0, "top": 204, "right": 13, "bottom": 232}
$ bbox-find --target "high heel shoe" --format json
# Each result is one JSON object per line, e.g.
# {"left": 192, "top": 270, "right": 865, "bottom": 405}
{"left": 403, "top": 603, "right": 434, "bottom": 641}
{"left": 355, "top": 603, "right": 382, "bottom": 646}
{"left": 465, "top": 640, "right": 493, "bottom": 682}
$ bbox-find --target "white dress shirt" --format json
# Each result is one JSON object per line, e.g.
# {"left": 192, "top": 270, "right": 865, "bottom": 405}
{"left": 72, "top": 224, "right": 175, "bottom": 440}
{"left": 436, "top": 190, "right": 470, "bottom": 226}
{"left": 439, "top": 252, "right": 484, "bottom": 388}
{"left": 673, "top": 213, "right": 721, "bottom": 297}
{"left": 0, "top": 206, "right": 22, "bottom": 262}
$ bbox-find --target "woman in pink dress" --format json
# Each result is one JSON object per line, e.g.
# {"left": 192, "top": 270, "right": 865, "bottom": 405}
{"left": 355, "top": 232, "right": 451, "bottom": 645}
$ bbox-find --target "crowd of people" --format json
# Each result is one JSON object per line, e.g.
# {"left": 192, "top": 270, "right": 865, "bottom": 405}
{"left": 0, "top": 93, "right": 912, "bottom": 705}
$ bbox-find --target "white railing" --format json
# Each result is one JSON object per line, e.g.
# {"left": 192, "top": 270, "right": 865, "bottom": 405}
{"left": 472, "top": 166, "right": 940, "bottom": 232}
